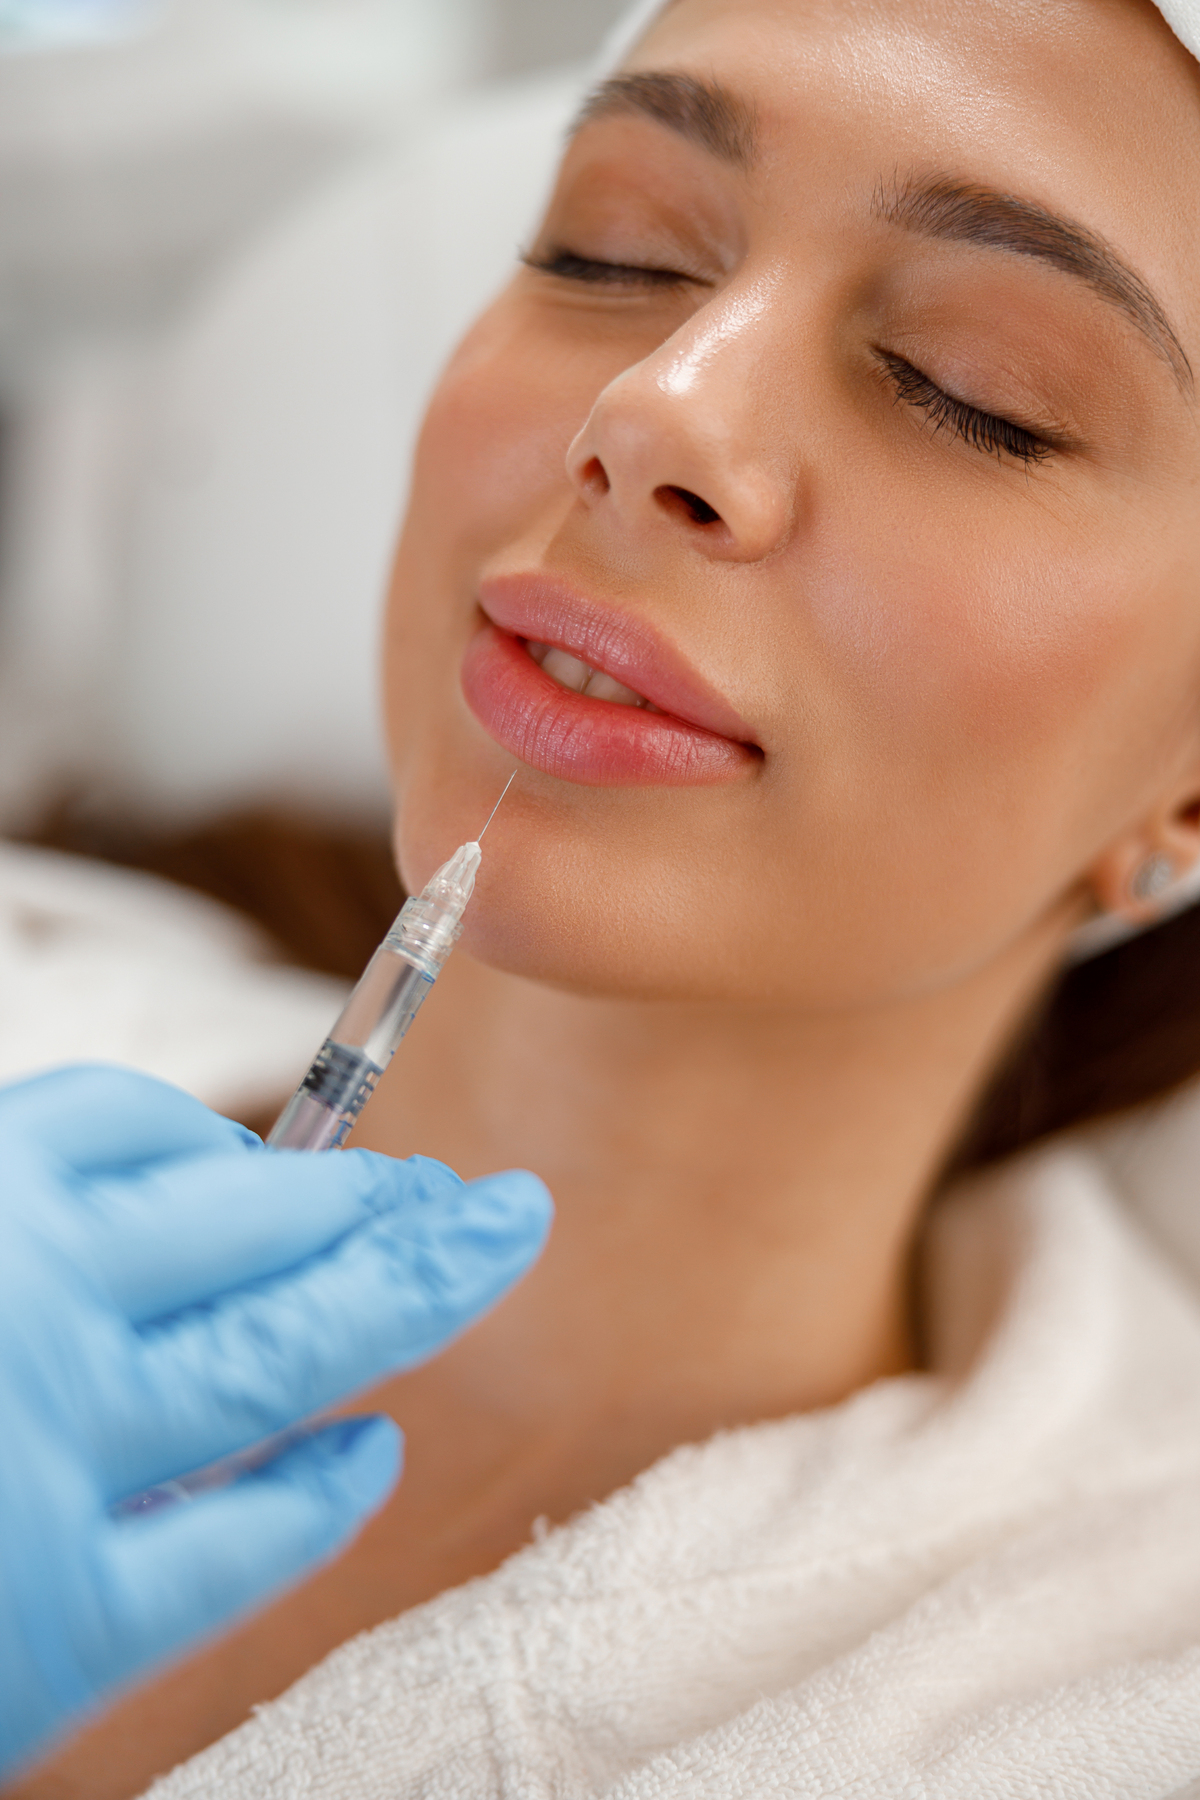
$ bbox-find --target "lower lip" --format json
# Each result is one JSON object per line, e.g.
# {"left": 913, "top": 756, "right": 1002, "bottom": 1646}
{"left": 461, "top": 625, "right": 758, "bottom": 787}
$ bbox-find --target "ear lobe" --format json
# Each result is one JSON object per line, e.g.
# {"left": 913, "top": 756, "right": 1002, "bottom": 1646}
{"left": 1087, "top": 788, "right": 1200, "bottom": 923}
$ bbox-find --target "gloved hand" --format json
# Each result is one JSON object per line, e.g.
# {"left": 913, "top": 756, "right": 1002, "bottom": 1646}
{"left": 0, "top": 1064, "right": 551, "bottom": 1781}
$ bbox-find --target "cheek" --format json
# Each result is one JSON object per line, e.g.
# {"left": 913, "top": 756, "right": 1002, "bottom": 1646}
{"left": 804, "top": 484, "right": 1191, "bottom": 837}
{"left": 405, "top": 303, "right": 589, "bottom": 560}
{"left": 383, "top": 305, "right": 579, "bottom": 756}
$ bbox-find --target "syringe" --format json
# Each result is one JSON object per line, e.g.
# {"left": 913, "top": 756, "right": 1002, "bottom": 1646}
{"left": 114, "top": 784, "right": 514, "bottom": 1516}
{"left": 268, "top": 777, "right": 513, "bottom": 1152}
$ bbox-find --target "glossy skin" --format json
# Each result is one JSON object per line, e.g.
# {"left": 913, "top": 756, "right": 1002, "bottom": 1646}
{"left": 16, "top": 3, "right": 1200, "bottom": 1796}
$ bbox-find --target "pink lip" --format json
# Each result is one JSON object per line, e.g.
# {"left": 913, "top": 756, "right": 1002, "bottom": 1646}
{"left": 462, "top": 573, "right": 760, "bottom": 788}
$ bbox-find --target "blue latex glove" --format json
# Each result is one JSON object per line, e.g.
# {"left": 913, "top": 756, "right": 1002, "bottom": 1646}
{"left": 0, "top": 1064, "right": 551, "bottom": 1780}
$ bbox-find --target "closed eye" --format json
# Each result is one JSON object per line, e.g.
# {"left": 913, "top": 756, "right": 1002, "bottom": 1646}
{"left": 522, "top": 247, "right": 698, "bottom": 291}
{"left": 878, "top": 351, "right": 1052, "bottom": 468}
{"left": 525, "top": 255, "right": 1055, "bottom": 468}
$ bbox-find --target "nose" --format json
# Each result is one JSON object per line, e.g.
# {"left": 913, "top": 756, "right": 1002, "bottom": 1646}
{"left": 565, "top": 275, "right": 796, "bottom": 563}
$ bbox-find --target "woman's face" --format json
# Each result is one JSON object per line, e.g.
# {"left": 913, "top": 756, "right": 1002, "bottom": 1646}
{"left": 385, "top": 0, "right": 1200, "bottom": 1007}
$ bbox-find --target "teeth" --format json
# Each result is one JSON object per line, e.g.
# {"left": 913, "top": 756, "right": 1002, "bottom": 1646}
{"left": 527, "top": 641, "right": 654, "bottom": 710}
{"left": 582, "top": 670, "right": 645, "bottom": 706}
{"left": 539, "top": 646, "right": 593, "bottom": 694}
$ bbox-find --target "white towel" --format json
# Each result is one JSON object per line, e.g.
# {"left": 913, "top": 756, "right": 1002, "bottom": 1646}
{"left": 1155, "top": 2, "right": 1200, "bottom": 59}
{"left": 143, "top": 1114, "right": 1200, "bottom": 1798}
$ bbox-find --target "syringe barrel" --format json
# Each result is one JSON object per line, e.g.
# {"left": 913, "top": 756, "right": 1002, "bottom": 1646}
{"left": 329, "top": 940, "right": 436, "bottom": 1067}
{"left": 266, "top": 842, "right": 479, "bottom": 1153}
{"left": 267, "top": 943, "right": 435, "bottom": 1151}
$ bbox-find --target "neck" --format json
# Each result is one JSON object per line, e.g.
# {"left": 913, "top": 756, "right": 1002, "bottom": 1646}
{"left": 351, "top": 917, "right": 1065, "bottom": 1450}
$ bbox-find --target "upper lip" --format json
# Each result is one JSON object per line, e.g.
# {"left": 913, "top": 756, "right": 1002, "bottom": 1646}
{"left": 477, "top": 572, "right": 756, "bottom": 745}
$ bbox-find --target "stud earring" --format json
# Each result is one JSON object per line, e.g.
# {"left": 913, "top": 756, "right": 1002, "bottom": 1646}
{"left": 1130, "top": 852, "right": 1176, "bottom": 905}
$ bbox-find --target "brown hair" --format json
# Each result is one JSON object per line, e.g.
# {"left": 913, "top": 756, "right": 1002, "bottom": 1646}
{"left": 948, "top": 903, "right": 1200, "bottom": 1175}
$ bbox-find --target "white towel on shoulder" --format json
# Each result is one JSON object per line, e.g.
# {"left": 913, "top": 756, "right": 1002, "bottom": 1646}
{"left": 145, "top": 1118, "right": 1200, "bottom": 1798}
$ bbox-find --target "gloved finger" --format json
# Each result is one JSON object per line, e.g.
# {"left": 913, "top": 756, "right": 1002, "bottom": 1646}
{"left": 96, "top": 1416, "right": 400, "bottom": 1691}
{"left": 0, "top": 1065, "right": 257, "bottom": 1173}
{"left": 87, "top": 1150, "right": 465, "bottom": 1324}
{"left": 105, "top": 1170, "right": 551, "bottom": 1496}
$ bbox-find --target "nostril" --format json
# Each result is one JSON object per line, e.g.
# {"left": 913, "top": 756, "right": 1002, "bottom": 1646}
{"left": 656, "top": 485, "right": 722, "bottom": 527}
{"left": 579, "top": 455, "right": 611, "bottom": 499}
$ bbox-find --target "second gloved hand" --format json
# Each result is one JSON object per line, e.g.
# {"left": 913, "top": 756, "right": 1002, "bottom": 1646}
{"left": 0, "top": 1065, "right": 551, "bottom": 1781}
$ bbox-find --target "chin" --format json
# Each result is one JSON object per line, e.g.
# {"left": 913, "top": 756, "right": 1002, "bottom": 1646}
{"left": 391, "top": 776, "right": 636, "bottom": 1002}
{"left": 388, "top": 729, "right": 733, "bottom": 1003}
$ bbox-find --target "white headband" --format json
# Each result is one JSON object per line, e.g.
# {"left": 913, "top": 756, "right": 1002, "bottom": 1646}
{"left": 1156, "top": 2, "right": 1200, "bottom": 60}
{"left": 593, "top": 0, "right": 1200, "bottom": 960}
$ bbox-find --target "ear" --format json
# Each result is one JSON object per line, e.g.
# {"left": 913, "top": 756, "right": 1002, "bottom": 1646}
{"left": 1087, "top": 779, "right": 1200, "bottom": 923}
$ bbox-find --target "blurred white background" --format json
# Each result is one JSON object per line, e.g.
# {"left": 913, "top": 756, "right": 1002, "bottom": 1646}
{"left": 0, "top": 0, "right": 628, "bottom": 834}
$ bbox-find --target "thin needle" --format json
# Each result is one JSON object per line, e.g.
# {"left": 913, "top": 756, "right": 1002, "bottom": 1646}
{"left": 477, "top": 772, "right": 516, "bottom": 841}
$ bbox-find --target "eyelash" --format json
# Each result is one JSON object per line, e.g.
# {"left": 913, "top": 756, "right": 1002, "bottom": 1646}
{"left": 525, "top": 251, "right": 1053, "bottom": 469}
{"left": 523, "top": 249, "right": 690, "bottom": 289}
{"left": 877, "top": 352, "right": 1050, "bottom": 468}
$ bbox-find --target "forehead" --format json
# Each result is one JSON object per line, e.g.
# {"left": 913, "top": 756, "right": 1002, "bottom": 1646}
{"left": 621, "top": 0, "right": 1200, "bottom": 348}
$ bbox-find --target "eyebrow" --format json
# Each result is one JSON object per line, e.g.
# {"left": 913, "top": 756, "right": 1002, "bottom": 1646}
{"left": 571, "top": 77, "right": 1192, "bottom": 396}
{"left": 572, "top": 72, "right": 758, "bottom": 171}
{"left": 876, "top": 175, "right": 1192, "bottom": 392}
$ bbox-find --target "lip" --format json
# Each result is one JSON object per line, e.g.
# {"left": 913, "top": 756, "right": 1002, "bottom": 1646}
{"left": 462, "top": 573, "right": 760, "bottom": 788}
